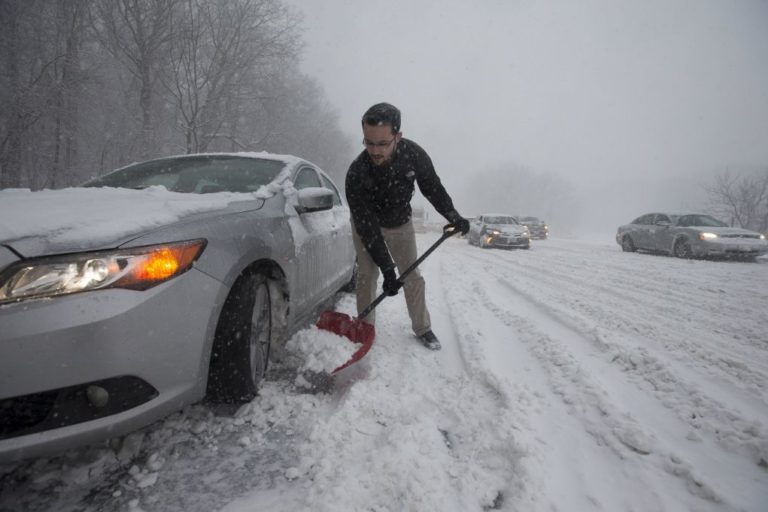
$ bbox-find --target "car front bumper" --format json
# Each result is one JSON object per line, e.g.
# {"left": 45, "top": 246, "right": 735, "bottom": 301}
{"left": 485, "top": 234, "right": 530, "bottom": 248}
{"left": 0, "top": 268, "right": 226, "bottom": 463}
{"left": 692, "top": 238, "right": 768, "bottom": 258}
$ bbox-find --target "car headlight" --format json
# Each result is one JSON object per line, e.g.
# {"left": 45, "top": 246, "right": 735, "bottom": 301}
{"left": 488, "top": 230, "right": 501, "bottom": 236}
{"left": 0, "top": 239, "right": 206, "bottom": 304}
{"left": 699, "top": 232, "right": 718, "bottom": 240}
{"left": 761, "top": 234, "right": 766, "bottom": 240}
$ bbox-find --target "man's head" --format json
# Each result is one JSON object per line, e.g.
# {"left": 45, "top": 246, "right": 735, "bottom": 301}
{"left": 361, "top": 102, "right": 401, "bottom": 167}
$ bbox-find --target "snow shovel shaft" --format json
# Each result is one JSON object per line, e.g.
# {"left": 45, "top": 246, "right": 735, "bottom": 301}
{"left": 317, "top": 226, "right": 459, "bottom": 373}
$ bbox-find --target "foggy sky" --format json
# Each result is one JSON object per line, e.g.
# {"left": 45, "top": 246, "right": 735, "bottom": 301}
{"left": 288, "top": 0, "right": 768, "bottom": 232}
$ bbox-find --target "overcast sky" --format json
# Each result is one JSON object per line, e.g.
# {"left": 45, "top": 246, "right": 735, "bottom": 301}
{"left": 287, "top": 0, "right": 768, "bottom": 231}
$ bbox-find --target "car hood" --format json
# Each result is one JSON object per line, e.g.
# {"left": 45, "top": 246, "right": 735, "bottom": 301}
{"left": 685, "top": 226, "right": 763, "bottom": 237}
{"left": 0, "top": 187, "right": 266, "bottom": 258}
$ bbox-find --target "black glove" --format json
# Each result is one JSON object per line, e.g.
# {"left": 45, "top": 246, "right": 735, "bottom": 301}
{"left": 445, "top": 212, "right": 470, "bottom": 235}
{"left": 382, "top": 266, "right": 401, "bottom": 296}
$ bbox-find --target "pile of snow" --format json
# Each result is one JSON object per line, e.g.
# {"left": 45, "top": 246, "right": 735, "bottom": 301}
{"left": 285, "top": 325, "right": 361, "bottom": 376}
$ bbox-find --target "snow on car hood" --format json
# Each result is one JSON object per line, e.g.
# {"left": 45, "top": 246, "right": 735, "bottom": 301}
{"left": 0, "top": 186, "right": 266, "bottom": 257}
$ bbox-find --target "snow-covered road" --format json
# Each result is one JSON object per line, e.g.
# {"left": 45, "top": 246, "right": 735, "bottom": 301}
{"left": 2, "top": 233, "right": 767, "bottom": 512}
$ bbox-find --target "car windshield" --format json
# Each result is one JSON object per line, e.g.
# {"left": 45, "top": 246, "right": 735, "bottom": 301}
{"left": 519, "top": 217, "right": 540, "bottom": 223}
{"left": 82, "top": 156, "right": 286, "bottom": 194}
{"left": 675, "top": 215, "right": 728, "bottom": 228}
{"left": 485, "top": 216, "right": 518, "bottom": 225}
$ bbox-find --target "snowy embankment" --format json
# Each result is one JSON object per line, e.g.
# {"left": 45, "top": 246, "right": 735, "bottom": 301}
{"left": 1, "top": 234, "right": 767, "bottom": 512}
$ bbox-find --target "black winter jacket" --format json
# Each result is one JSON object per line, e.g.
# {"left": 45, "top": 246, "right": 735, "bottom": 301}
{"left": 345, "top": 138, "right": 460, "bottom": 272}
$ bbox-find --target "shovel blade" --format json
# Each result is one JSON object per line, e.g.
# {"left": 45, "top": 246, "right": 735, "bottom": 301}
{"left": 316, "top": 311, "right": 375, "bottom": 373}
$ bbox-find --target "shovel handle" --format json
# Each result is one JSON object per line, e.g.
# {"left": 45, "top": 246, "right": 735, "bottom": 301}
{"left": 358, "top": 225, "right": 460, "bottom": 320}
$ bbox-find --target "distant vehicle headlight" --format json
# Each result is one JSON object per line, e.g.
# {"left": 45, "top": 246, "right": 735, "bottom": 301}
{"left": 0, "top": 239, "right": 206, "bottom": 304}
{"left": 699, "top": 232, "right": 718, "bottom": 240}
{"left": 761, "top": 234, "right": 766, "bottom": 240}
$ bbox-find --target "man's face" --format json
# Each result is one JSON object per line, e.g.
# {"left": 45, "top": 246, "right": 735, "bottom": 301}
{"left": 362, "top": 123, "right": 400, "bottom": 167}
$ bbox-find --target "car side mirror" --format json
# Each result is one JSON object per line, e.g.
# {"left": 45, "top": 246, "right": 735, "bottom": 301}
{"left": 295, "top": 187, "right": 334, "bottom": 214}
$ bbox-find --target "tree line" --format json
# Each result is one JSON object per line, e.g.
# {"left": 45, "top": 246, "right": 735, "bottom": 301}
{"left": 0, "top": 0, "right": 354, "bottom": 190}
{"left": 706, "top": 168, "right": 768, "bottom": 234}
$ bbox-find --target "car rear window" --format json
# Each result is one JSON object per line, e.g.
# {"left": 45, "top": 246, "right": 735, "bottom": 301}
{"left": 82, "top": 156, "right": 286, "bottom": 194}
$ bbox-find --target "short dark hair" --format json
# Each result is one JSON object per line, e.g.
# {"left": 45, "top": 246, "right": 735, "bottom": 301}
{"left": 361, "top": 102, "right": 401, "bottom": 134}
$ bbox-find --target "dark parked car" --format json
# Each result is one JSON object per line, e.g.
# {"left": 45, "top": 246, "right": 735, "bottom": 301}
{"left": 516, "top": 216, "right": 548, "bottom": 239}
{"left": 468, "top": 214, "right": 530, "bottom": 249}
{"left": 616, "top": 212, "right": 768, "bottom": 260}
{"left": 0, "top": 152, "right": 356, "bottom": 462}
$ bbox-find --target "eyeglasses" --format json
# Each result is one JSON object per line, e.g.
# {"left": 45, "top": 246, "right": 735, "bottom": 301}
{"left": 362, "top": 138, "right": 396, "bottom": 149}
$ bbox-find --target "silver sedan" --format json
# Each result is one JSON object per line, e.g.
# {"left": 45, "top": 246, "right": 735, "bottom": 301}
{"left": 468, "top": 214, "right": 531, "bottom": 249}
{"left": 616, "top": 212, "right": 768, "bottom": 260}
{"left": 0, "top": 153, "right": 356, "bottom": 462}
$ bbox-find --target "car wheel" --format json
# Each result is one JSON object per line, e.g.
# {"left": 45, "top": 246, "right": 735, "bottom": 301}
{"left": 674, "top": 238, "right": 693, "bottom": 259}
{"left": 207, "top": 271, "right": 273, "bottom": 403}
{"left": 341, "top": 258, "right": 358, "bottom": 292}
{"left": 621, "top": 235, "right": 636, "bottom": 252}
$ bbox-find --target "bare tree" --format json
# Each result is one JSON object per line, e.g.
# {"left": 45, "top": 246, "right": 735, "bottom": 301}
{"left": 0, "top": 1, "right": 60, "bottom": 187}
{"left": 0, "top": 0, "right": 352, "bottom": 191}
{"left": 162, "top": 0, "right": 301, "bottom": 154}
{"left": 91, "top": 0, "right": 177, "bottom": 159}
{"left": 706, "top": 169, "right": 768, "bottom": 233}
{"left": 49, "top": 0, "right": 89, "bottom": 188}
{"left": 252, "top": 67, "right": 354, "bottom": 183}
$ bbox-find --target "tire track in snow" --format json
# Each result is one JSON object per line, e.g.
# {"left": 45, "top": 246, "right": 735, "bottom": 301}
{"left": 458, "top": 244, "right": 768, "bottom": 404}
{"left": 458, "top": 254, "right": 768, "bottom": 509}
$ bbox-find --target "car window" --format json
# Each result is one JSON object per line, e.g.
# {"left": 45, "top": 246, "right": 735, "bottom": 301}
{"left": 294, "top": 167, "right": 321, "bottom": 190}
{"left": 81, "top": 156, "right": 286, "bottom": 193}
{"left": 655, "top": 214, "right": 671, "bottom": 224}
{"left": 676, "top": 215, "right": 727, "bottom": 227}
{"left": 320, "top": 174, "right": 342, "bottom": 206}
{"left": 635, "top": 214, "right": 654, "bottom": 225}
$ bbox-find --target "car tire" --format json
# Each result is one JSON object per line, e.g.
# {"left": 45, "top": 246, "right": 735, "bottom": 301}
{"left": 621, "top": 235, "right": 637, "bottom": 252}
{"left": 207, "top": 271, "right": 273, "bottom": 403}
{"left": 341, "top": 259, "right": 358, "bottom": 292}
{"left": 673, "top": 238, "right": 693, "bottom": 259}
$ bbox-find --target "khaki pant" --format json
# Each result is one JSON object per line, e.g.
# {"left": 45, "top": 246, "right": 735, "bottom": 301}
{"left": 352, "top": 219, "right": 431, "bottom": 336}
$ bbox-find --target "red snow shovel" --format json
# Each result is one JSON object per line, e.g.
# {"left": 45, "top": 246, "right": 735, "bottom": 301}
{"left": 317, "top": 225, "right": 460, "bottom": 373}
